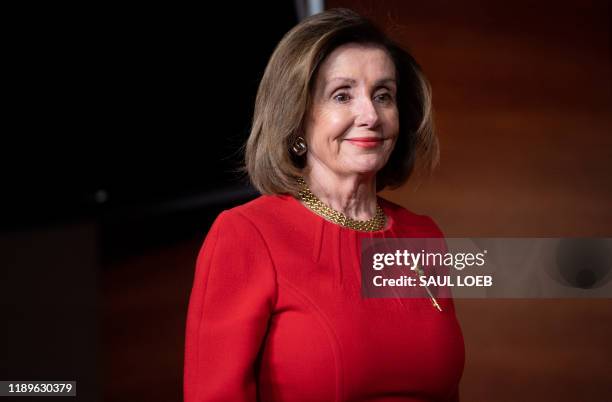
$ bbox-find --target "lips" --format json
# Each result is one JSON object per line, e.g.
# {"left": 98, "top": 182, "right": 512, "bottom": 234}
{"left": 345, "top": 137, "right": 385, "bottom": 148}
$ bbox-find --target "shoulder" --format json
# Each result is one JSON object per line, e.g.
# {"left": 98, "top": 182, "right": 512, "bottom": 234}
{"left": 226, "top": 194, "right": 289, "bottom": 218}
{"left": 198, "top": 196, "right": 285, "bottom": 263}
{"left": 378, "top": 196, "right": 445, "bottom": 237}
{"left": 218, "top": 194, "right": 289, "bottom": 222}
{"left": 209, "top": 194, "right": 292, "bottom": 236}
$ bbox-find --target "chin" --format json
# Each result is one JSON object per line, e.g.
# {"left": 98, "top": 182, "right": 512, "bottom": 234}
{"left": 344, "top": 162, "right": 385, "bottom": 176}
{"left": 335, "top": 151, "right": 389, "bottom": 176}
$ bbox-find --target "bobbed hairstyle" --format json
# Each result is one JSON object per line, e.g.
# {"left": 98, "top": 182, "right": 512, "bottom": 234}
{"left": 245, "top": 8, "right": 438, "bottom": 195}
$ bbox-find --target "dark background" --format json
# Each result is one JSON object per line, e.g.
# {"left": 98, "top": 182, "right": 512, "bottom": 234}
{"left": 1, "top": 1, "right": 611, "bottom": 401}
{"left": 2, "top": 3, "right": 297, "bottom": 235}
{"left": 1, "top": 3, "right": 297, "bottom": 401}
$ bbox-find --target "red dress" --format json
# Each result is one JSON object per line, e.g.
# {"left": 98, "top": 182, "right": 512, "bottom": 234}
{"left": 184, "top": 194, "right": 464, "bottom": 401}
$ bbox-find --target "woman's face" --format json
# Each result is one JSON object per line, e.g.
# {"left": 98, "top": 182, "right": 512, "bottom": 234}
{"left": 304, "top": 43, "right": 399, "bottom": 179}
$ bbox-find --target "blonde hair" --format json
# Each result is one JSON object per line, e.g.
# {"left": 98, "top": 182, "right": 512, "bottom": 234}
{"left": 245, "top": 8, "right": 438, "bottom": 195}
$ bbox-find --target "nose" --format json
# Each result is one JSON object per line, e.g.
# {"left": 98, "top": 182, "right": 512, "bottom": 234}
{"left": 354, "top": 96, "right": 380, "bottom": 129}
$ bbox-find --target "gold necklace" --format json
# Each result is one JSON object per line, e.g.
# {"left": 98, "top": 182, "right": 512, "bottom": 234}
{"left": 296, "top": 177, "right": 386, "bottom": 232}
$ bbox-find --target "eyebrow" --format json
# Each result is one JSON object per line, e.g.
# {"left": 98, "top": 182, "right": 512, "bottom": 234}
{"left": 325, "top": 77, "right": 397, "bottom": 88}
{"left": 375, "top": 78, "right": 397, "bottom": 87}
{"left": 327, "top": 77, "right": 356, "bottom": 85}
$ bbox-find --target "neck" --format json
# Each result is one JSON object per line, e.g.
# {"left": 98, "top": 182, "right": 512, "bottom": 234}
{"left": 304, "top": 165, "right": 378, "bottom": 221}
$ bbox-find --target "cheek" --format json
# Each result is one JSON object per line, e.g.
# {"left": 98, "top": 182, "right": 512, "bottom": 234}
{"left": 384, "top": 108, "right": 400, "bottom": 134}
{"left": 321, "top": 109, "right": 351, "bottom": 139}
{"left": 308, "top": 108, "right": 351, "bottom": 146}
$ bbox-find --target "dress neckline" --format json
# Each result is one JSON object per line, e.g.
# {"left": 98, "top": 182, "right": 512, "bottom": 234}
{"left": 282, "top": 194, "right": 395, "bottom": 235}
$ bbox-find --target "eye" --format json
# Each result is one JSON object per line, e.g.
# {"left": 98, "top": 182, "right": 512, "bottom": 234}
{"left": 333, "top": 93, "right": 351, "bottom": 103}
{"left": 374, "top": 93, "right": 393, "bottom": 104}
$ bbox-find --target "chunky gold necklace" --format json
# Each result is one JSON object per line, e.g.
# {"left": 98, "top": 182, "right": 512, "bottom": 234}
{"left": 296, "top": 177, "right": 386, "bottom": 232}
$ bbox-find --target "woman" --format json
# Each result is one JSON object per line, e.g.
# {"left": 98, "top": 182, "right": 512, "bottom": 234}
{"left": 184, "top": 8, "right": 464, "bottom": 402}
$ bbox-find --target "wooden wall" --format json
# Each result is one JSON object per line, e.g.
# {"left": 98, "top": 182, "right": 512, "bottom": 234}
{"left": 327, "top": 0, "right": 612, "bottom": 400}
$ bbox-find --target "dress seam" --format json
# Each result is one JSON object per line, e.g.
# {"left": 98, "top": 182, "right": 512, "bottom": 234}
{"left": 234, "top": 209, "right": 280, "bottom": 311}
{"left": 277, "top": 276, "right": 344, "bottom": 402}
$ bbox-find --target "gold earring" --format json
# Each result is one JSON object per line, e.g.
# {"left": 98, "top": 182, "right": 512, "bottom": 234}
{"left": 291, "top": 136, "right": 307, "bottom": 156}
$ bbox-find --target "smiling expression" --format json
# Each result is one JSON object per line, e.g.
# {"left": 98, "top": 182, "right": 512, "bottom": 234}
{"left": 304, "top": 43, "right": 400, "bottom": 178}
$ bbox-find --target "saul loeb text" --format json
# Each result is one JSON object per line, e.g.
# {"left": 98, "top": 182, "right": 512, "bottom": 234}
{"left": 371, "top": 250, "right": 493, "bottom": 288}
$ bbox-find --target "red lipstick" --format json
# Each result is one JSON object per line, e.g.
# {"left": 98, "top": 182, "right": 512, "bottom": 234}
{"left": 345, "top": 137, "right": 384, "bottom": 148}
